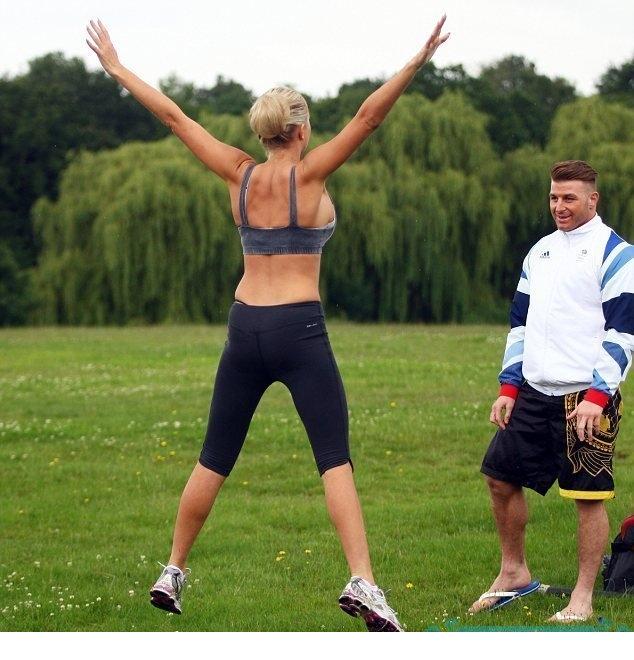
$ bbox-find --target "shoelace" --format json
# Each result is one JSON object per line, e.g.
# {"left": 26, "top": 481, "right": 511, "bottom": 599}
{"left": 157, "top": 561, "right": 191, "bottom": 573}
{"left": 157, "top": 562, "right": 190, "bottom": 586}
{"left": 350, "top": 578, "right": 398, "bottom": 616}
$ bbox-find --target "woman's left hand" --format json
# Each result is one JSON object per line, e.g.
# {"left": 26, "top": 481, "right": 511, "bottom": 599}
{"left": 86, "top": 19, "right": 122, "bottom": 77}
{"left": 414, "top": 14, "right": 450, "bottom": 68}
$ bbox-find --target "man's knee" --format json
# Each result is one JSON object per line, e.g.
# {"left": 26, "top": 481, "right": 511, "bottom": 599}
{"left": 575, "top": 498, "right": 606, "bottom": 515}
{"left": 486, "top": 475, "right": 522, "bottom": 500}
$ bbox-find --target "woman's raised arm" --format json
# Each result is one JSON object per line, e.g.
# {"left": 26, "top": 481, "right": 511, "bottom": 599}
{"left": 86, "top": 19, "right": 252, "bottom": 183}
{"left": 302, "top": 15, "right": 450, "bottom": 181}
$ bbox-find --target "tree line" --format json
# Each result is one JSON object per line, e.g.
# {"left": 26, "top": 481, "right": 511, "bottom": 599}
{"left": 1, "top": 52, "right": 633, "bottom": 324}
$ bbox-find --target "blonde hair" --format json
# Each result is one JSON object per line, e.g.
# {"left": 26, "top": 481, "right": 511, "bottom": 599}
{"left": 249, "top": 87, "right": 309, "bottom": 148}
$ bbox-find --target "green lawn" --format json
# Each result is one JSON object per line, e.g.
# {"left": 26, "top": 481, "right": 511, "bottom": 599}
{"left": 1, "top": 324, "right": 632, "bottom": 631}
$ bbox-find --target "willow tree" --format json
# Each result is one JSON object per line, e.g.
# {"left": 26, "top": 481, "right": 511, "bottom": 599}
{"left": 547, "top": 97, "right": 634, "bottom": 240}
{"left": 590, "top": 143, "right": 634, "bottom": 239}
{"left": 493, "top": 146, "right": 555, "bottom": 297}
{"left": 548, "top": 97, "right": 634, "bottom": 161}
{"left": 320, "top": 92, "right": 510, "bottom": 322}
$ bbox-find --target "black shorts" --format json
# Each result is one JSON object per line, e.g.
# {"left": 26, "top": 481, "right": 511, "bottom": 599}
{"left": 199, "top": 301, "right": 351, "bottom": 477}
{"left": 481, "top": 382, "right": 622, "bottom": 500}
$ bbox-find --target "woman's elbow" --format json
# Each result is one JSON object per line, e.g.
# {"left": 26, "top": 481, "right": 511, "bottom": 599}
{"left": 355, "top": 107, "right": 381, "bottom": 132}
{"left": 164, "top": 107, "right": 187, "bottom": 132}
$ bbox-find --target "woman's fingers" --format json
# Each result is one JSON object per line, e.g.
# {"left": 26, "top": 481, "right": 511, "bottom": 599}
{"left": 89, "top": 20, "right": 101, "bottom": 42}
{"left": 424, "top": 15, "right": 449, "bottom": 53}
{"left": 97, "top": 19, "right": 110, "bottom": 40}
{"left": 435, "top": 14, "right": 447, "bottom": 35}
{"left": 86, "top": 24, "right": 100, "bottom": 47}
{"left": 86, "top": 38, "right": 99, "bottom": 55}
{"left": 430, "top": 15, "right": 446, "bottom": 41}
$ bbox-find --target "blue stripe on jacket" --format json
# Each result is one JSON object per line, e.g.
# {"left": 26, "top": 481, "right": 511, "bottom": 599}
{"left": 602, "top": 230, "right": 625, "bottom": 264}
{"left": 603, "top": 293, "right": 634, "bottom": 334}
{"left": 510, "top": 291, "right": 529, "bottom": 329}
{"left": 602, "top": 341, "right": 630, "bottom": 375}
{"left": 589, "top": 369, "right": 611, "bottom": 396}
{"left": 602, "top": 245, "right": 634, "bottom": 289}
{"left": 500, "top": 361, "right": 523, "bottom": 387}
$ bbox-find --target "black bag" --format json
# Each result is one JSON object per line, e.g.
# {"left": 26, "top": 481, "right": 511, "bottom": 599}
{"left": 603, "top": 515, "right": 634, "bottom": 593}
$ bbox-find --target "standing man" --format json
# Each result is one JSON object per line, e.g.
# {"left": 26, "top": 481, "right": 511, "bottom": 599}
{"left": 471, "top": 160, "right": 633, "bottom": 622}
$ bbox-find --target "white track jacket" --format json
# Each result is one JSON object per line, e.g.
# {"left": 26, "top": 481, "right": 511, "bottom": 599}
{"left": 499, "top": 215, "right": 634, "bottom": 407}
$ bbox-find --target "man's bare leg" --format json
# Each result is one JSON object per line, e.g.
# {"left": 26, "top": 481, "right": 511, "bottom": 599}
{"left": 549, "top": 499, "right": 608, "bottom": 621}
{"left": 469, "top": 476, "right": 532, "bottom": 612}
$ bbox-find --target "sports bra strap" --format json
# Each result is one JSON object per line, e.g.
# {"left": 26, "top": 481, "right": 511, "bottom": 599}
{"left": 238, "top": 163, "right": 256, "bottom": 227}
{"left": 289, "top": 166, "right": 298, "bottom": 226}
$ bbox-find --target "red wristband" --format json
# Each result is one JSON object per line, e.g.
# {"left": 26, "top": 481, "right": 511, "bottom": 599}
{"left": 499, "top": 384, "right": 520, "bottom": 399}
{"left": 584, "top": 388, "right": 610, "bottom": 409}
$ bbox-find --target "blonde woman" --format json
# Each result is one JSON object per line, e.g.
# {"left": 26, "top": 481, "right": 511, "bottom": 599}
{"left": 87, "top": 16, "right": 449, "bottom": 632}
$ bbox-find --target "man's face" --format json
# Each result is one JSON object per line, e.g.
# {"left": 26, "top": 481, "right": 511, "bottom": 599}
{"left": 549, "top": 179, "right": 599, "bottom": 232}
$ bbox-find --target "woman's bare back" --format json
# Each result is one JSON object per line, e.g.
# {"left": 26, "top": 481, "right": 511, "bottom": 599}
{"left": 230, "top": 159, "right": 336, "bottom": 305}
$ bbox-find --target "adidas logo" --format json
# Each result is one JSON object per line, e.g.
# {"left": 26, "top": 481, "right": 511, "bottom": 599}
{"left": 539, "top": 250, "right": 550, "bottom": 259}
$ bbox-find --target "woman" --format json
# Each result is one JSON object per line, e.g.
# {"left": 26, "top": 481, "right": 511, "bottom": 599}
{"left": 86, "top": 16, "right": 449, "bottom": 632}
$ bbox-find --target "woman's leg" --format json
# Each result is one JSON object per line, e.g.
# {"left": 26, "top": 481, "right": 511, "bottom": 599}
{"left": 261, "top": 308, "right": 401, "bottom": 630}
{"left": 168, "top": 323, "right": 269, "bottom": 570}
{"left": 168, "top": 463, "right": 226, "bottom": 570}
{"left": 322, "top": 463, "right": 374, "bottom": 583}
{"left": 276, "top": 317, "right": 375, "bottom": 583}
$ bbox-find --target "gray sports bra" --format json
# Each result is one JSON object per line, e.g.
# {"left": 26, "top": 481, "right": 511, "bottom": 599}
{"left": 237, "top": 163, "right": 336, "bottom": 255}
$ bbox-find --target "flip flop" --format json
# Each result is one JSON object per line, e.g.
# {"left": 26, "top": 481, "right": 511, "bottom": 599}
{"left": 475, "top": 580, "right": 541, "bottom": 612}
{"left": 549, "top": 610, "right": 591, "bottom": 623}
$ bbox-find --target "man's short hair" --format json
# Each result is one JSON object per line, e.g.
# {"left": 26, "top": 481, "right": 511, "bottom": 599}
{"left": 550, "top": 160, "right": 598, "bottom": 186}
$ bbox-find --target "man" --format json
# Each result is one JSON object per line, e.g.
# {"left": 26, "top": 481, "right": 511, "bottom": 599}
{"left": 470, "top": 160, "right": 633, "bottom": 622}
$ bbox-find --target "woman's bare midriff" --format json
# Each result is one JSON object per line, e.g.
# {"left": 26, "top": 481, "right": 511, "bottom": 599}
{"left": 234, "top": 254, "right": 322, "bottom": 305}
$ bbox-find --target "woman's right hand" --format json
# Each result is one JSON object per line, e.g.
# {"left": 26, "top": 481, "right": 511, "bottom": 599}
{"left": 86, "top": 19, "right": 122, "bottom": 77}
{"left": 412, "top": 14, "right": 450, "bottom": 69}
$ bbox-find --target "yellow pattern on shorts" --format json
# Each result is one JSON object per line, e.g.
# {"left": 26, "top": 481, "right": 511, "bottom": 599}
{"left": 564, "top": 390, "right": 622, "bottom": 478}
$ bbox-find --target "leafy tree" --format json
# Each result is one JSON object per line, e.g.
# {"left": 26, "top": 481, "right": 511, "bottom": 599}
{"left": 597, "top": 56, "right": 634, "bottom": 106}
{"left": 0, "top": 242, "right": 33, "bottom": 325}
{"left": 311, "top": 79, "right": 383, "bottom": 133}
{"left": 158, "top": 74, "right": 200, "bottom": 118}
{"left": 310, "top": 64, "right": 470, "bottom": 134}
{"left": 465, "top": 55, "right": 577, "bottom": 153}
{"left": 548, "top": 96, "right": 634, "bottom": 161}
{"left": 409, "top": 62, "right": 470, "bottom": 100}
{"left": 588, "top": 143, "right": 634, "bottom": 239}
{"left": 159, "top": 74, "right": 254, "bottom": 118}
{"left": 0, "top": 52, "right": 167, "bottom": 271}
{"left": 495, "top": 146, "right": 555, "bottom": 295}
{"left": 204, "top": 76, "right": 254, "bottom": 116}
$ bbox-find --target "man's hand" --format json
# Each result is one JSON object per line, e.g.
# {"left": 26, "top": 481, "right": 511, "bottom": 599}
{"left": 566, "top": 400, "right": 604, "bottom": 442}
{"left": 490, "top": 395, "right": 516, "bottom": 430}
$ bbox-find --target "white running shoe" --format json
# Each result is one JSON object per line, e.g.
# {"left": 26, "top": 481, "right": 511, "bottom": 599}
{"left": 150, "top": 563, "right": 188, "bottom": 614}
{"left": 339, "top": 576, "right": 403, "bottom": 632}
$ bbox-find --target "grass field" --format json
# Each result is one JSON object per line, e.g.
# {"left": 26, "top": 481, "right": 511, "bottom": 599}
{"left": 1, "top": 324, "right": 633, "bottom": 632}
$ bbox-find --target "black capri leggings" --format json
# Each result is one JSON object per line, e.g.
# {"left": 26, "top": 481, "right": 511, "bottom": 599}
{"left": 199, "top": 301, "right": 351, "bottom": 476}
